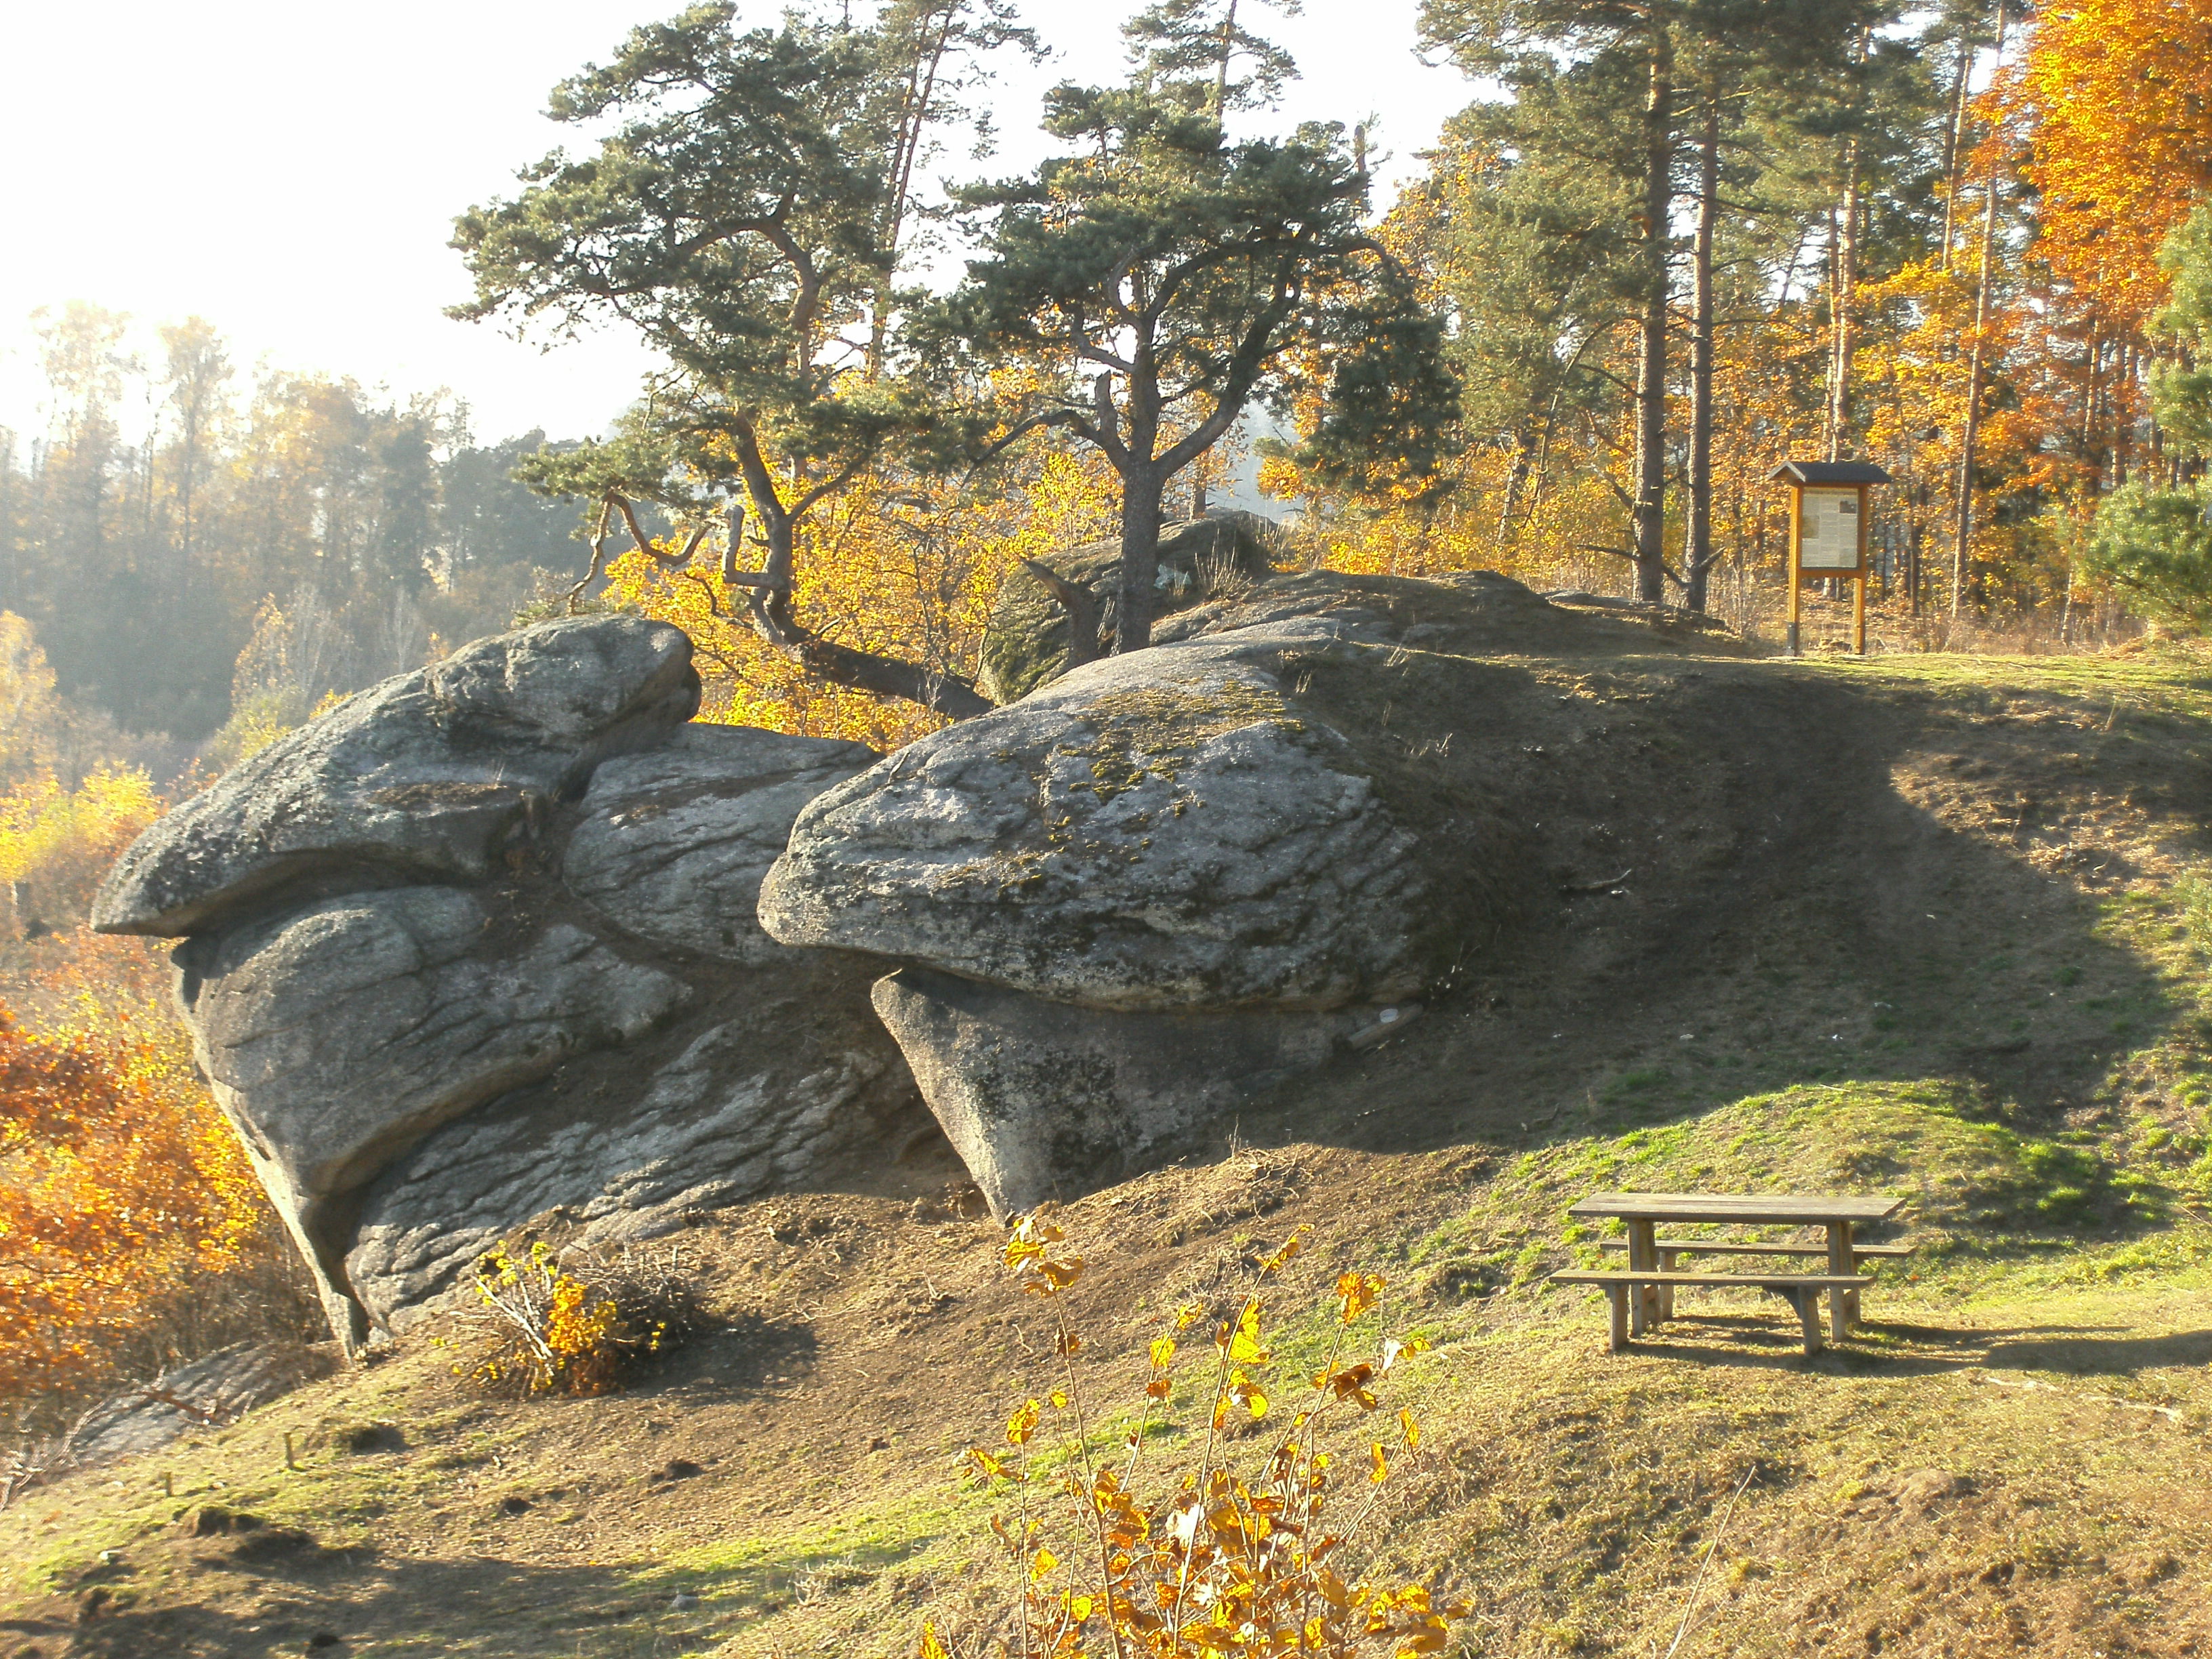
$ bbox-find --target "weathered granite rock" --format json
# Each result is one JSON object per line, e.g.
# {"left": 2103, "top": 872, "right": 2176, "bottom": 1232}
{"left": 764, "top": 577, "right": 1547, "bottom": 1213}
{"left": 70, "top": 1344, "right": 336, "bottom": 1467}
{"left": 346, "top": 1025, "right": 889, "bottom": 1329}
{"left": 978, "top": 512, "right": 1278, "bottom": 704}
{"left": 874, "top": 967, "right": 1386, "bottom": 1218}
{"left": 97, "top": 617, "right": 930, "bottom": 1347}
{"left": 177, "top": 886, "right": 693, "bottom": 1339}
{"left": 763, "top": 619, "right": 1465, "bottom": 1012}
{"left": 564, "top": 725, "right": 876, "bottom": 964}
{"left": 92, "top": 617, "right": 701, "bottom": 937}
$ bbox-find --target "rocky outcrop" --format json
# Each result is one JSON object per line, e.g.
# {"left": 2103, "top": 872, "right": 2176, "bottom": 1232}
{"left": 765, "top": 571, "right": 1548, "bottom": 1216}
{"left": 977, "top": 512, "right": 1278, "bottom": 704}
{"left": 872, "top": 968, "right": 1388, "bottom": 1218}
{"left": 94, "top": 618, "right": 702, "bottom": 938}
{"left": 563, "top": 725, "right": 877, "bottom": 965}
{"left": 765, "top": 624, "right": 1452, "bottom": 1011}
{"left": 99, "top": 618, "right": 922, "bottom": 1346}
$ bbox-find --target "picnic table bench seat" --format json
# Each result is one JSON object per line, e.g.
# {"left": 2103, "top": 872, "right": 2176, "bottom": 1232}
{"left": 1549, "top": 1269, "right": 1872, "bottom": 1355}
{"left": 1593, "top": 1240, "right": 1915, "bottom": 1258}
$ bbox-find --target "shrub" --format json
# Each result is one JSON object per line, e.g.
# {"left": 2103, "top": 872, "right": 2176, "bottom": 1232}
{"left": 922, "top": 1214, "right": 1466, "bottom": 1659}
{"left": 0, "top": 1008, "right": 316, "bottom": 1438}
{"left": 455, "top": 1239, "right": 702, "bottom": 1397}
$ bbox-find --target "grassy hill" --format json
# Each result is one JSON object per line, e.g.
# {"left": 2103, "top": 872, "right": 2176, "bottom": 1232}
{"left": 5, "top": 632, "right": 2211, "bottom": 1659}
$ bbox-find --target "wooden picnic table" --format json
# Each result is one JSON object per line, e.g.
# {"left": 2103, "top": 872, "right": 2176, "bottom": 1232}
{"left": 1565, "top": 1191, "right": 1907, "bottom": 1345}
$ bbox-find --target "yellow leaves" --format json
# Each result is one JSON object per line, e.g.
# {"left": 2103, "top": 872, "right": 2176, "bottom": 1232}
{"left": 1336, "top": 1271, "right": 1384, "bottom": 1326}
{"left": 1258, "top": 1225, "right": 1309, "bottom": 1276}
{"left": 1230, "top": 1370, "right": 1269, "bottom": 1422}
{"left": 950, "top": 1216, "right": 1471, "bottom": 1659}
{"left": 1147, "top": 1334, "right": 1176, "bottom": 1400}
{"left": 1224, "top": 1299, "right": 1269, "bottom": 1365}
{"left": 1380, "top": 1334, "right": 1433, "bottom": 1379}
{"left": 609, "top": 451, "right": 1120, "bottom": 752}
{"left": 918, "top": 1619, "right": 951, "bottom": 1659}
{"left": 1005, "top": 1211, "right": 1083, "bottom": 1300}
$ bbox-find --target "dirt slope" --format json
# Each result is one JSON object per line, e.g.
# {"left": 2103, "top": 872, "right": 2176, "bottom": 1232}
{"left": 5, "top": 615, "right": 2211, "bottom": 1659}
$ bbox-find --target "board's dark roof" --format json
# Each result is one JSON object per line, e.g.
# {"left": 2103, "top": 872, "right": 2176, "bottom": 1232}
{"left": 1769, "top": 460, "right": 1892, "bottom": 485}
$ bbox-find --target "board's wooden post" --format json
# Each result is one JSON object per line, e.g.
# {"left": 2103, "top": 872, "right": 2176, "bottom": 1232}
{"left": 1786, "top": 556, "right": 1802, "bottom": 657}
{"left": 1853, "top": 483, "right": 1869, "bottom": 655}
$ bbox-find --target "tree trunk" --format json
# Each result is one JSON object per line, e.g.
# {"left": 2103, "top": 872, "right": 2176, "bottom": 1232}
{"left": 1939, "top": 24, "right": 1977, "bottom": 270}
{"left": 1114, "top": 464, "right": 1168, "bottom": 653}
{"left": 1631, "top": 24, "right": 1675, "bottom": 606}
{"left": 1687, "top": 97, "right": 1719, "bottom": 614}
{"left": 1951, "top": 1, "right": 2008, "bottom": 621}
{"left": 1826, "top": 115, "right": 1862, "bottom": 461}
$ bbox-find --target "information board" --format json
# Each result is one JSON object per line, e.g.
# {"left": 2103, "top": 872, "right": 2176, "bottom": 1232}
{"left": 1797, "top": 487, "right": 1864, "bottom": 571}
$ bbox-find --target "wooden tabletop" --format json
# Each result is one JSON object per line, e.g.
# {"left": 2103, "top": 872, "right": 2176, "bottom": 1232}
{"left": 1567, "top": 1191, "right": 1906, "bottom": 1225}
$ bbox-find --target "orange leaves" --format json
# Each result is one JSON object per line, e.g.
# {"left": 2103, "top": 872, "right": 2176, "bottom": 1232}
{"left": 1147, "top": 1335, "right": 1178, "bottom": 1401}
{"left": 1336, "top": 1271, "right": 1385, "bottom": 1326}
{"left": 2009, "top": 0, "right": 2212, "bottom": 329}
{"left": 0, "top": 1006, "right": 285, "bottom": 1423}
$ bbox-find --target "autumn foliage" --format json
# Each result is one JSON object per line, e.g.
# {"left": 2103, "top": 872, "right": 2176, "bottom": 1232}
{"left": 452, "top": 1239, "right": 701, "bottom": 1399}
{"left": 925, "top": 1216, "right": 1461, "bottom": 1658}
{"left": 0, "top": 1010, "right": 298, "bottom": 1435}
{"left": 2013, "top": 0, "right": 2212, "bottom": 333}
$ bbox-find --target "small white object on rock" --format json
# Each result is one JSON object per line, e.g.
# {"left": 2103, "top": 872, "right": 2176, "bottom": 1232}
{"left": 670, "top": 1593, "right": 701, "bottom": 1612}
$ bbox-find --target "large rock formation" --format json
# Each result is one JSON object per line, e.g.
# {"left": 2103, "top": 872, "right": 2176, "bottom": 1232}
{"left": 97, "top": 619, "right": 923, "bottom": 1346}
{"left": 764, "top": 570, "right": 1580, "bottom": 1216}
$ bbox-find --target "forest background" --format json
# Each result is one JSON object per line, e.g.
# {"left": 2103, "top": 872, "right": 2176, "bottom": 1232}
{"left": 3, "top": 0, "right": 2207, "bottom": 1441}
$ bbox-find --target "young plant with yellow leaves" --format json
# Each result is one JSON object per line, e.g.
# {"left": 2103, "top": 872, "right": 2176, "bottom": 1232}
{"left": 924, "top": 1214, "right": 1466, "bottom": 1658}
{"left": 454, "top": 1239, "right": 700, "bottom": 1399}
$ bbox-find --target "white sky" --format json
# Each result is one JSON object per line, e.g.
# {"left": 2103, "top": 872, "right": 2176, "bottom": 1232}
{"left": 0, "top": 1, "right": 1471, "bottom": 449}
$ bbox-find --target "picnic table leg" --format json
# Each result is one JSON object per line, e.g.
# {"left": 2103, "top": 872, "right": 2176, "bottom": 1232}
{"left": 1627, "top": 1220, "right": 1658, "bottom": 1335}
{"left": 1826, "top": 1221, "right": 1856, "bottom": 1340}
{"left": 1608, "top": 1284, "right": 1630, "bottom": 1353}
{"left": 1793, "top": 1288, "right": 1824, "bottom": 1357}
{"left": 1658, "top": 1248, "right": 1677, "bottom": 1320}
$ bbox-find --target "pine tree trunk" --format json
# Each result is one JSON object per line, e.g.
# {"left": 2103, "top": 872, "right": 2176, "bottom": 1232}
{"left": 1939, "top": 26, "right": 1976, "bottom": 270}
{"left": 1115, "top": 466, "right": 1167, "bottom": 653}
{"left": 1631, "top": 25, "right": 1675, "bottom": 606}
{"left": 1687, "top": 98, "right": 1719, "bottom": 614}
{"left": 1951, "top": 2, "right": 2008, "bottom": 620}
{"left": 1826, "top": 133, "right": 1862, "bottom": 461}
